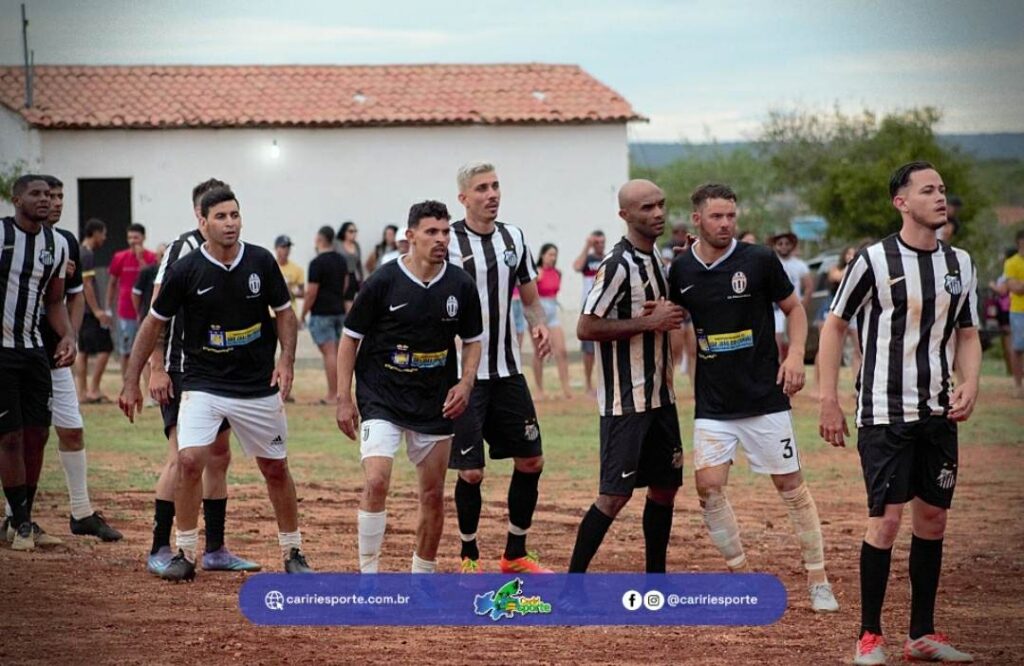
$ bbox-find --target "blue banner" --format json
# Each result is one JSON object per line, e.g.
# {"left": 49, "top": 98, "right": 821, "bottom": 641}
{"left": 239, "top": 573, "right": 786, "bottom": 626}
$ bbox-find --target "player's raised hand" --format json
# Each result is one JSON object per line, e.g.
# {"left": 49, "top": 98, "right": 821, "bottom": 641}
{"left": 119, "top": 381, "right": 144, "bottom": 423}
{"left": 947, "top": 381, "right": 979, "bottom": 422}
{"left": 336, "top": 396, "right": 360, "bottom": 440}
{"left": 531, "top": 324, "right": 552, "bottom": 360}
{"left": 671, "top": 233, "right": 697, "bottom": 255}
{"left": 819, "top": 397, "right": 849, "bottom": 447}
{"left": 643, "top": 298, "right": 685, "bottom": 332}
{"left": 777, "top": 353, "right": 806, "bottom": 396}
{"left": 443, "top": 380, "right": 473, "bottom": 420}
{"left": 271, "top": 359, "right": 294, "bottom": 401}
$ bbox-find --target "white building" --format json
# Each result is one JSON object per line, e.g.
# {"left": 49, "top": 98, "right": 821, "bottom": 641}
{"left": 0, "top": 64, "right": 640, "bottom": 336}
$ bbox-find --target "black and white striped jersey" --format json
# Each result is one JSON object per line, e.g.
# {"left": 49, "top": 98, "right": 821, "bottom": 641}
{"left": 0, "top": 217, "right": 69, "bottom": 349}
{"left": 583, "top": 237, "right": 675, "bottom": 417}
{"left": 829, "top": 233, "right": 979, "bottom": 427}
{"left": 154, "top": 228, "right": 203, "bottom": 373}
{"left": 447, "top": 219, "right": 537, "bottom": 380}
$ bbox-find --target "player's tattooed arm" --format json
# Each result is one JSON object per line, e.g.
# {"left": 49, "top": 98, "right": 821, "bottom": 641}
{"left": 272, "top": 306, "right": 298, "bottom": 400}
{"left": 119, "top": 315, "right": 168, "bottom": 423}
{"left": 518, "top": 279, "right": 551, "bottom": 360}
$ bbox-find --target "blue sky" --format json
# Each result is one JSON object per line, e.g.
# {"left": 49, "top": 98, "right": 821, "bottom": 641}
{"left": 2, "top": 0, "right": 1021, "bottom": 141}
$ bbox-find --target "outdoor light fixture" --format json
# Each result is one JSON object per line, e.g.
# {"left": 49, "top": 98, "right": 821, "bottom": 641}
{"left": 270, "top": 139, "right": 281, "bottom": 159}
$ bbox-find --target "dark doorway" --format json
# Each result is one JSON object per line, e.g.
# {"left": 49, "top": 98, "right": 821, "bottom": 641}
{"left": 78, "top": 178, "right": 132, "bottom": 268}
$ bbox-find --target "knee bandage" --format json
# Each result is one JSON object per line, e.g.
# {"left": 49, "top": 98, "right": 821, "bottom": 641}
{"left": 701, "top": 490, "right": 746, "bottom": 570}
{"left": 779, "top": 483, "right": 825, "bottom": 572}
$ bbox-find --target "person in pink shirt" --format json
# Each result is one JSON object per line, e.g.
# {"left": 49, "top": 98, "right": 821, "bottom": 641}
{"left": 106, "top": 223, "right": 157, "bottom": 380}
{"left": 532, "top": 243, "right": 571, "bottom": 400}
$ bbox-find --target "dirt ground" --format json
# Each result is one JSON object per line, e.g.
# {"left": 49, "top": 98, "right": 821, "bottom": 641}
{"left": 2, "top": 394, "right": 1023, "bottom": 665}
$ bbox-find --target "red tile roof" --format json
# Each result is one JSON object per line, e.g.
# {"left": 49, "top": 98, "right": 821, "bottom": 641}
{"left": 0, "top": 64, "right": 641, "bottom": 129}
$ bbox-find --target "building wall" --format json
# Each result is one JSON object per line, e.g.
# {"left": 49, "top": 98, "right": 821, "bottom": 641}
{"left": 34, "top": 123, "right": 629, "bottom": 337}
{"left": 0, "top": 107, "right": 43, "bottom": 216}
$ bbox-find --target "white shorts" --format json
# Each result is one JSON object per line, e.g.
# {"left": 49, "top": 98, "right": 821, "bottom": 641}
{"left": 178, "top": 391, "right": 288, "bottom": 459}
{"left": 360, "top": 419, "right": 450, "bottom": 466}
{"left": 50, "top": 366, "right": 83, "bottom": 429}
{"left": 693, "top": 410, "right": 800, "bottom": 475}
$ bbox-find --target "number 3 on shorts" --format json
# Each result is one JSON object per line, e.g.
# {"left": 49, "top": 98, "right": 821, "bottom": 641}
{"left": 781, "top": 438, "right": 794, "bottom": 459}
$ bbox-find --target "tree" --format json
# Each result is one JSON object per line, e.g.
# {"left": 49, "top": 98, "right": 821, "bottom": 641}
{"left": 0, "top": 160, "right": 27, "bottom": 204}
{"left": 759, "top": 107, "right": 987, "bottom": 246}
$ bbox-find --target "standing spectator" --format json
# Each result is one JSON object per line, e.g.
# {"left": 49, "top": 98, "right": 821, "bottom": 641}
{"left": 770, "top": 230, "right": 813, "bottom": 359}
{"left": 365, "top": 224, "right": 398, "bottom": 274}
{"left": 989, "top": 248, "right": 1015, "bottom": 376}
{"left": 302, "top": 226, "right": 350, "bottom": 404}
{"left": 532, "top": 243, "right": 571, "bottom": 400}
{"left": 378, "top": 228, "right": 409, "bottom": 266}
{"left": 937, "top": 195, "right": 962, "bottom": 243}
{"left": 510, "top": 286, "right": 526, "bottom": 351}
{"left": 335, "top": 221, "right": 364, "bottom": 307}
{"left": 738, "top": 230, "right": 758, "bottom": 244}
{"left": 132, "top": 243, "right": 167, "bottom": 408}
{"left": 75, "top": 218, "right": 114, "bottom": 402}
{"left": 815, "top": 245, "right": 862, "bottom": 392}
{"left": 106, "top": 223, "right": 158, "bottom": 381}
{"left": 573, "top": 230, "right": 606, "bottom": 396}
{"left": 274, "top": 235, "right": 305, "bottom": 315}
{"left": 1004, "top": 229, "right": 1024, "bottom": 398}
{"left": 662, "top": 223, "right": 697, "bottom": 387}
{"left": 660, "top": 221, "right": 691, "bottom": 267}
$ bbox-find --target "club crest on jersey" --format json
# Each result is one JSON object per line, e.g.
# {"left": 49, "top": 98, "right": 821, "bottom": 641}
{"left": 38, "top": 248, "right": 54, "bottom": 266}
{"left": 248, "top": 273, "right": 261, "bottom": 294}
{"left": 943, "top": 273, "right": 963, "bottom": 296}
{"left": 503, "top": 248, "right": 517, "bottom": 268}
{"left": 446, "top": 295, "right": 459, "bottom": 317}
{"left": 731, "top": 271, "right": 747, "bottom": 294}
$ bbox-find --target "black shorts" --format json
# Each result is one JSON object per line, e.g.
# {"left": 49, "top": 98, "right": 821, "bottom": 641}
{"left": 857, "top": 416, "right": 958, "bottom": 517}
{"left": 0, "top": 348, "right": 52, "bottom": 434}
{"left": 599, "top": 405, "right": 684, "bottom": 496}
{"left": 79, "top": 312, "right": 114, "bottom": 355}
{"left": 160, "top": 372, "right": 229, "bottom": 439}
{"left": 449, "top": 374, "right": 542, "bottom": 469}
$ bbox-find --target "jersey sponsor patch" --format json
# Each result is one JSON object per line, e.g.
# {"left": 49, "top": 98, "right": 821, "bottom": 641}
{"left": 207, "top": 322, "right": 261, "bottom": 348}
{"left": 697, "top": 329, "right": 754, "bottom": 354}
{"left": 386, "top": 346, "right": 448, "bottom": 371}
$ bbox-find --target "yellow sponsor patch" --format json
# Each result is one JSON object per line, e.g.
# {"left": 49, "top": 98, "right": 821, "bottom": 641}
{"left": 702, "top": 330, "right": 754, "bottom": 353}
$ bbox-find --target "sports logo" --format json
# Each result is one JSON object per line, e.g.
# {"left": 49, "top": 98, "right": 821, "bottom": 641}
{"left": 446, "top": 295, "right": 459, "bottom": 317}
{"left": 943, "top": 273, "right": 963, "bottom": 296}
{"left": 731, "top": 271, "right": 747, "bottom": 294}
{"left": 503, "top": 248, "right": 518, "bottom": 268}
{"left": 474, "top": 578, "right": 552, "bottom": 621}
{"left": 524, "top": 420, "right": 539, "bottom": 442}
{"left": 248, "top": 273, "right": 261, "bottom": 294}
{"left": 38, "top": 248, "right": 54, "bottom": 266}
{"left": 671, "top": 448, "right": 684, "bottom": 469}
{"left": 362, "top": 424, "right": 370, "bottom": 443}
{"left": 937, "top": 464, "right": 956, "bottom": 490}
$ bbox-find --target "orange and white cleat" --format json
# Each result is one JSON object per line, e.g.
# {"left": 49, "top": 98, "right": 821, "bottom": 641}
{"left": 499, "top": 551, "right": 553, "bottom": 574}
{"left": 903, "top": 634, "right": 973, "bottom": 662}
{"left": 853, "top": 631, "right": 887, "bottom": 666}
{"left": 459, "top": 557, "right": 483, "bottom": 573}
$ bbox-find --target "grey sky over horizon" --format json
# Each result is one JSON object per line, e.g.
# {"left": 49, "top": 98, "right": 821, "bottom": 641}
{"left": 2, "top": 0, "right": 1021, "bottom": 141}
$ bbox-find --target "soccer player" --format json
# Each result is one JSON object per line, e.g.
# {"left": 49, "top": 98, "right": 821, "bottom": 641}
{"left": 668, "top": 183, "right": 839, "bottom": 613}
{"left": 33, "top": 175, "right": 122, "bottom": 541}
{"left": 447, "top": 161, "right": 553, "bottom": 574}
{"left": 336, "top": 201, "right": 483, "bottom": 573}
{"left": 820, "top": 162, "right": 980, "bottom": 664}
{"left": 75, "top": 218, "right": 114, "bottom": 402}
{"left": 0, "top": 175, "right": 76, "bottom": 550}
{"left": 568, "top": 179, "right": 685, "bottom": 573}
{"left": 142, "top": 178, "right": 259, "bottom": 575}
{"left": 120, "top": 187, "right": 310, "bottom": 581}
{"left": 106, "top": 223, "right": 157, "bottom": 381}
{"left": 572, "top": 230, "right": 606, "bottom": 396}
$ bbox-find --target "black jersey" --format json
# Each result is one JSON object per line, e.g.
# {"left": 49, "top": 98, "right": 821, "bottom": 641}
{"left": 343, "top": 259, "right": 483, "bottom": 435}
{"left": 151, "top": 241, "right": 291, "bottom": 398}
{"left": 40, "top": 227, "right": 83, "bottom": 366}
{"left": 669, "top": 240, "right": 794, "bottom": 420}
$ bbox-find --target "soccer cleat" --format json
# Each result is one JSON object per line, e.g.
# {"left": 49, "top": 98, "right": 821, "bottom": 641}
{"left": 160, "top": 550, "right": 197, "bottom": 582}
{"left": 147, "top": 546, "right": 175, "bottom": 576}
{"left": 10, "top": 522, "right": 35, "bottom": 551}
{"left": 70, "top": 512, "right": 123, "bottom": 542}
{"left": 853, "top": 631, "right": 887, "bottom": 666}
{"left": 809, "top": 582, "right": 839, "bottom": 613}
{"left": 499, "top": 551, "right": 554, "bottom": 574}
{"left": 202, "top": 546, "right": 262, "bottom": 572}
{"left": 284, "top": 548, "right": 313, "bottom": 573}
{"left": 460, "top": 557, "right": 483, "bottom": 573}
{"left": 31, "top": 523, "right": 63, "bottom": 547}
{"left": 903, "top": 634, "right": 974, "bottom": 662}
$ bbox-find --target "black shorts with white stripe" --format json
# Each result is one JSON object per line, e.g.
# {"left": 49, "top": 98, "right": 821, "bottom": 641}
{"left": 857, "top": 415, "right": 958, "bottom": 517}
{"left": 448, "top": 375, "right": 542, "bottom": 469}
{"left": 599, "top": 405, "right": 683, "bottom": 497}
{"left": 0, "top": 348, "right": 52, "bottom": 435}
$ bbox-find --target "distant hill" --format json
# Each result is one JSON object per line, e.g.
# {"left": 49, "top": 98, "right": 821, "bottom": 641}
{"left": 630, "top": 133, "right": 1024, "bottom": 170}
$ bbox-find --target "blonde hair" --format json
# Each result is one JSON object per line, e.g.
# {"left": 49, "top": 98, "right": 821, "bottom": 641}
{"left": 457, "top": 161, "right": 496, "bottom": 192}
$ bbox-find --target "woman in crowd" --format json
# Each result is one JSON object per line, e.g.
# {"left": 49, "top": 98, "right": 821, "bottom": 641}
{"left": 365, "top": 224, "right": 398, "bottom": 275}
{"left": 335, "top": 221, "right": 364, "bottom": 307}
{"left": 532, "top": 243, "right": 571, "bottom": 400}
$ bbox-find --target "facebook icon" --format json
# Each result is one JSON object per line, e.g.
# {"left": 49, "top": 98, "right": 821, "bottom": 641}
{"left": 622, "top": 590, "right": 642, "bottom": 611}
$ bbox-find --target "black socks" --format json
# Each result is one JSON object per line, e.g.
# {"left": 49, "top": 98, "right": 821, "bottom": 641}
{"left": 860, "top": 541, "right": 893, "bottom": 637}
{"left": 642, "top": 498, "right": 674, "bottom": 573}
{"left": 454, "top": 477, "right": 482, "bottom": 560}
{"left": 909, "top": 536, "right": 943, "bottom": 640}
{"left": 568, "top": 504, "right": 614, "bottom": 573}
{"left": 203, "top": 498, "right": 228, "bottom": 553}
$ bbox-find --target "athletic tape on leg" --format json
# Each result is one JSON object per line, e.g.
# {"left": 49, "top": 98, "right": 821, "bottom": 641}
{"left": 780, "top": 483, "right": 825, "bottom": 572}
{"left": 701, "top": 490, "right": 747, "bottom": 570}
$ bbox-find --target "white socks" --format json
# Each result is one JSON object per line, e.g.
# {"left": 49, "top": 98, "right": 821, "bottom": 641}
{"left": 59, "top": 450, "right": 94, "bottom": 520}
{"left": 411, "top": 552, "right": 437, "bottom": 574}
{"left": 279, "top": 530, "right": 302, "bottom": 558}
{"left": 358, "top": 509, "right": 387, "bottom": 573}
{"left": 176, "top": 527, "right": 200, "bottom": 563}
